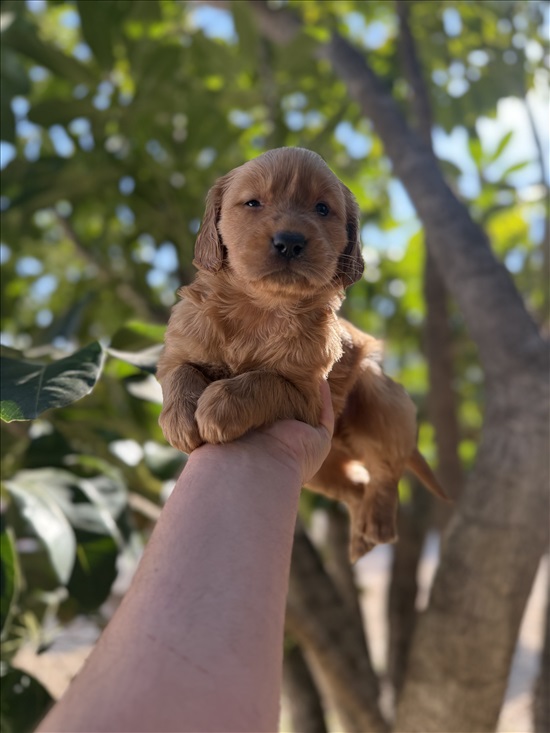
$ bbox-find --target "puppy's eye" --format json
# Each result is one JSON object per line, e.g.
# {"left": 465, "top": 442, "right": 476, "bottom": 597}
{"left": 315, "top": 202, "right": 330, "bottom": 216}
{"left": 245, "top": 200, "right": 261, "bottom": 208}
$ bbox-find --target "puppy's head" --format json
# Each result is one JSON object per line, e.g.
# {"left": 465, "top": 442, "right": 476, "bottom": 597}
{"left": 193, "top": 148, "right": 364, "bottom": 297}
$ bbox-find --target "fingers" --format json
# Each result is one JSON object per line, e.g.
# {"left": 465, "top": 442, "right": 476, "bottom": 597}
{"left": 318, "top": 379, "right": 334, "bottom": 439}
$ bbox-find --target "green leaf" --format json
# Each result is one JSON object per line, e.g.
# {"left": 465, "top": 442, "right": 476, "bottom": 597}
{"left": 501, "top": 160, "right": 531, "bottom": 179}
{"left": 0, "top": 342, "right": 105, "bottom": 422}
{"left": 0, "top": 667, "right": 53, "bottom": 733}
{"left": 110, "top": 321, "right": 166, "bottom": 350}
{"left": 5, "top": 465, "right": 129, "bottom": 611}
{"left": 76, "top": 0, "right": 116, "bottom": 70}
{"left": 7, "top": 469, "right": 126, "bottom": 545}
{"left": 58, "top": 477, "right": 125, "bottom": 546}
{"left": 27, "top": 98, "right": 96, "bottom": 128}
{"left": 67, "top": 535, "right": 119, "bottom": 611}
{"left": 0, "top": 522, "right": 19, "bottom": 639}
{"left": 0, "top": 93, "right": 16, "bottom": 144}
{"left": 0, "top": 346, "right": 24, "bottom": 360}
{"left": 23, "top": 428, "right": 73, "bottom": 469}
{"left": 468, "top": 136, "right": 483, "bottom": 166}
{"left": 107, "top": 345, "right": 163, "bottom": 374}
{"left": 488, "top": 130, "right": 514, "bottom": 163}
{"left": 4, "top": 22, "right": 95, "bottom": 85}
{"left": 143, "top": 442, "right": 186, "bottom": 480}
{"left": 5, "top": 479, "right": 76, "bottom": 585}
{"left": 108, "top": 322, "right": 165, "bottom": 373}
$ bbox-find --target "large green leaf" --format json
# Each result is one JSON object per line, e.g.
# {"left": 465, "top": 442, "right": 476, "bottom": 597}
{"left": 76, "top": 0, "right": 116, "bottom": 70}
{"left": 7, "top": 469, "right": 126, "bottom": 544}
{"left": 5, "top": 480, "right": 76, "bottom": 586}
{"left": 0, "top": 667, "right": 53, "bottom": 733}
{"left": 110, "top": 321, "right": 166, "bottom": 350}
{"left": 5, "top": 468, "right": 128, "bottom": 611}
{"left": 0, "top": 521, "right": 19, "bottom": 639}
{"left": 67, "top": 535, "right": 119, "bottom": 611}
{"left": 0, "top": 342, "right": 105, "bottom": 422}
{"left": 108, "top": 322, "right": 165, "bottom": 373}
{"left": 107, "top": 345, "right": 163, "bottom": 374}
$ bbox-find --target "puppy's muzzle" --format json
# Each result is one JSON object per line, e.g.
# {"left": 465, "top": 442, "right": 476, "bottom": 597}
{"left": 272, "top": 231, "right": 306, "bottom": 260}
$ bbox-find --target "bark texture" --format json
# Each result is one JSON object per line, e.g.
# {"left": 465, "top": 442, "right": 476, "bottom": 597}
{"left": 387, "top": 3, "right": 463, "bottom": 697}
{"left": 287, "top": 521, "right": 388, "bottom": 733}
{"left": 283, "top": 642, "right": 328, "bottom": 733}
{"left": 323, "top": 505, "right": 381, "bottom": 730}
{"left": 324, "top": 506, "right": 372, "bottom": 646}
{"left": 387, "top": 482, "right": 431, "bottom": 696}
{"left": 400, "top": 0, "right": 465, "bottom": 498}
{"left": 534, "top": 589, "right": 550, "bottom": 733}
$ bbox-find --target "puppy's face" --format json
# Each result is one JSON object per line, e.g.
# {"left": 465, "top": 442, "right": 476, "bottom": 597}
{"left": 194, "top": 148, "right": 364, "bottom": 297}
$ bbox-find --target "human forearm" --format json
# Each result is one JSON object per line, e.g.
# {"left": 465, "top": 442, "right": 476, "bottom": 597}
{"left": 39, "top": 442, "right": 302, "bottom": 733}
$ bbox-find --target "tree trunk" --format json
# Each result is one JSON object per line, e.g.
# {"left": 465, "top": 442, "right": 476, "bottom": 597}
{"left": 324, "top": 505, "right": 372, "bottom": 649}
{"left": 283, "top": 641, "right": 328, "bottom": 733}
{"left": 395, "top": 372, "right": 549, "bottom": 732}
{"left": 387, "top": 4, "right": 463, "bottom": 700}
{"left": 323, "top": 505, "right": 382, "bottom": 730}
{"left": 533, "top": 588, "right": 550, "bottom": 733}
{"left": 422, "top": 252, "right": 464, "bottom": 504}
{"left": 287, "top": 521, "right": 388, "bottom": 733}
{"left": 387, "top": 482, "right": 431, "bottom": 697}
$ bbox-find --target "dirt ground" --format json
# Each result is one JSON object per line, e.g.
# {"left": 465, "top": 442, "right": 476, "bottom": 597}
{"left": 15, "top": 532, "right": 548, "bottom": 733}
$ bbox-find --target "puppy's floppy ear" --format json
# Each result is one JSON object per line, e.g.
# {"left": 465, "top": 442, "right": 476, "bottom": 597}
{"left": 193, "top": 173, "right": 232, "bottom": 273}
{"left": 336, "top": 185, "right": 364, "bottom": 288}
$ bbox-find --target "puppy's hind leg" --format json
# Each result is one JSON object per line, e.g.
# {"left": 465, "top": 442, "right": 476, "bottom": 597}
{"left": 348, "top": 481, "right": 399, "bottom": 563}
{"left": 307, "top": 451, "right": 391, "bottom": 563}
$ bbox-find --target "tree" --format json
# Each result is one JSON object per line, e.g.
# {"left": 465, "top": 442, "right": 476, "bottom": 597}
{"left": 1, "top": 1, "right": 548, "bottom": 731}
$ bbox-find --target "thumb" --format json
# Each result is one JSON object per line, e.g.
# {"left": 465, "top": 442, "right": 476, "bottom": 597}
{"left": 318, "top": 379, "right": 334, "bottom": 439}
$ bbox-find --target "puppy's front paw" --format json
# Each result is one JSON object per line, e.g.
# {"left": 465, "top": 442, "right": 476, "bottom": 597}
{"left": 195, "top": 380, "right": 251, "bottom": 444}
{"left": 159, "top": 404, "right": 203, "bottom": 455}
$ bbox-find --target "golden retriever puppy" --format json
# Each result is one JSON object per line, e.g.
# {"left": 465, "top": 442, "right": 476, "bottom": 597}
{"left": 157, "top": 147, "right": 445, "bottom": 561}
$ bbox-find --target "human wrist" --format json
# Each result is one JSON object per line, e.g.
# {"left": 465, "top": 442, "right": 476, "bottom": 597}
{"left": 187, "top": 437, "right": 304, "bottom": 490}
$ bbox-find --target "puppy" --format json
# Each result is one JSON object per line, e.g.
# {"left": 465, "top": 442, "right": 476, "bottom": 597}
{"left": 157, "top": 147, "right": 446, "bottom": 561}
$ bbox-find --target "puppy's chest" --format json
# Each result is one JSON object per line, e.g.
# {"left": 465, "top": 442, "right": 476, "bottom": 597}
{"left": 216, "top": 310, "right": 340, "bottom": 375}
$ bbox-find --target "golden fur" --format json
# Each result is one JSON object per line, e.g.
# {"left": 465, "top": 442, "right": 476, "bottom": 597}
{"left": 157, "top": 147, "right": 445, "bottom": 561}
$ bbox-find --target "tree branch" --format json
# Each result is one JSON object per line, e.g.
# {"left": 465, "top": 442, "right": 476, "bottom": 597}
{"left": 244, "top": 0, "right": 547, "bottom": 382}
{"left": 396, "top": 0, "right": 464, "bottom": 501}
{"left": 523, "top": 93, "right": 550, "bottom": 329}
{"left": 282, "top": 641, "right": 328, "bottom": 733}
{"left": 287, "top": 522, "right": 388, "bottom": 733}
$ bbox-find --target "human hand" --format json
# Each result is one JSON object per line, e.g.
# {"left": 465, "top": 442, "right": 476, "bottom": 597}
{"left": 237, "top": 379, "right": 335, "bottom": 485}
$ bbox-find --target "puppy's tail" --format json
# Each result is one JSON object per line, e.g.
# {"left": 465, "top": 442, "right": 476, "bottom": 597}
{"left": 407, "top": 448, "right": 450, "bottom": 502}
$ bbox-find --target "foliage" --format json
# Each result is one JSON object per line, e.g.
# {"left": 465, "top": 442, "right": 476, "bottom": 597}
{"left": 0, "top": 0, "right": 547, "bottom": 729}
{"left": 1, "top": 341, "right": 104, "bottom": 421}
{"left": 0, "top": 324, "right": 179, "bottom": 730}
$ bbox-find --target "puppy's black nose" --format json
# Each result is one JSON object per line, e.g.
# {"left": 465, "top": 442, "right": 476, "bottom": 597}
{"left": 272, "top": 231, "right": 306, "bottom": 260}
